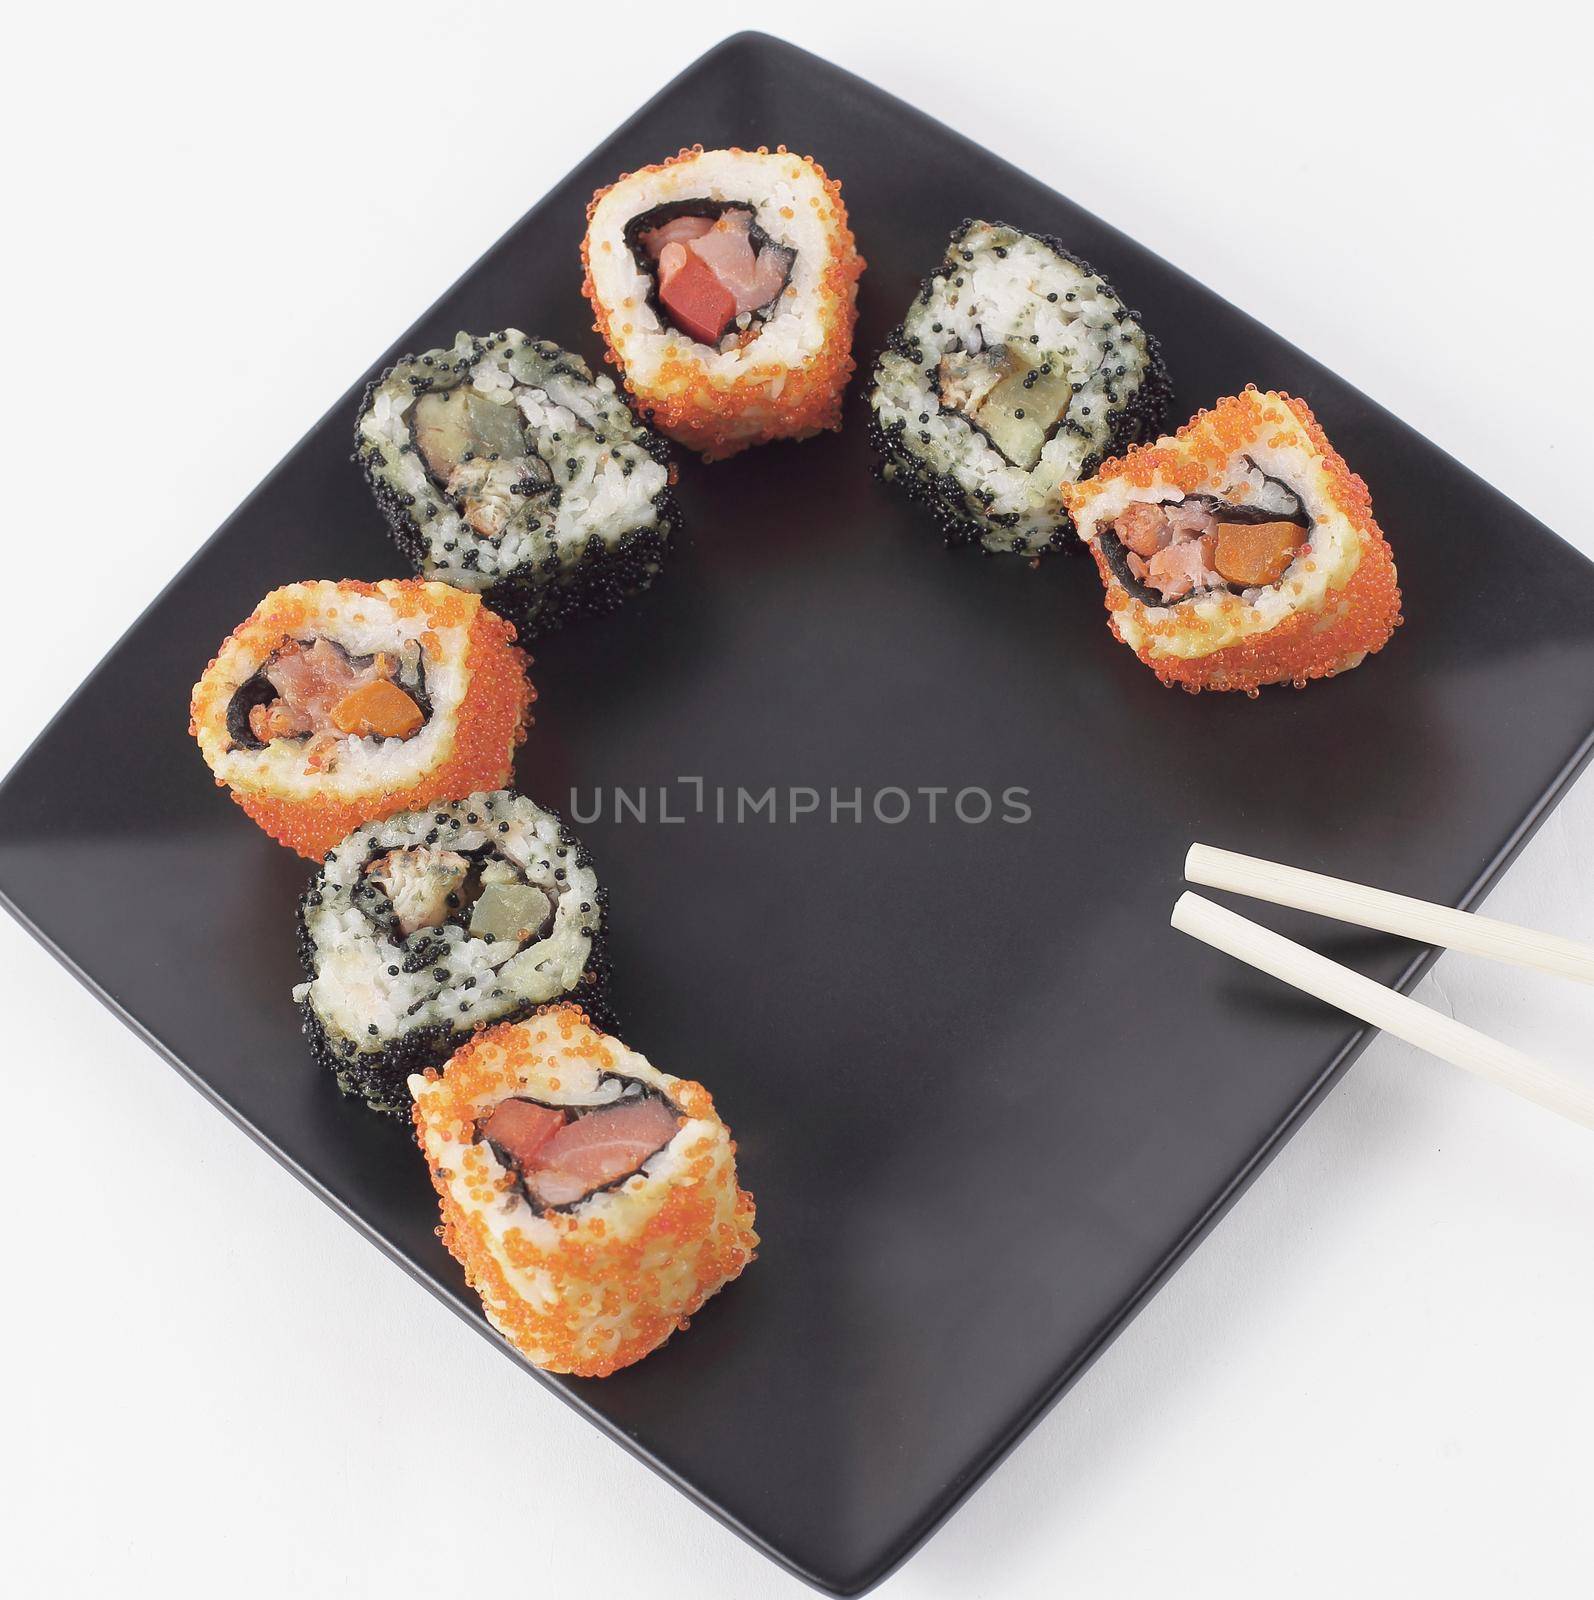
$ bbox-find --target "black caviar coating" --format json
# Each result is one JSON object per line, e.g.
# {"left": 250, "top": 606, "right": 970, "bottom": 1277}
{"left": 865, "top": 220, "right": 1174, "bottom": 555}
{"left": 295, "top": 801, "right": 616, "bottom": 1120}
{"left": 353, "top": 333, "right": 681, "bottom": 642}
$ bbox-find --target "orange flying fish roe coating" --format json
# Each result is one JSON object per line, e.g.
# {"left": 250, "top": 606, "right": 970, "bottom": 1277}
{"left": 411, "top": 1006, "right": 757, "bottom": 1379}
{"left": 582, "top": 146, "right": 865, "bottom": 462}
{"left": 189, "top": 579, "right": 533, "bottom": 859}
{"left": 1063, "top": 389, "right": 1402, "bottom": 694}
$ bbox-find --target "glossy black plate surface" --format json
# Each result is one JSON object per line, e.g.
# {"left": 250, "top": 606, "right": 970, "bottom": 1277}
{"left": 4, "top": 33, "right": 1593, "bottom": 1598}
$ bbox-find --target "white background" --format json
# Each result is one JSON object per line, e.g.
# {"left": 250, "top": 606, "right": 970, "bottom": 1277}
{"left": 4, "top": 3, "right": 1592, "bottom": 1595}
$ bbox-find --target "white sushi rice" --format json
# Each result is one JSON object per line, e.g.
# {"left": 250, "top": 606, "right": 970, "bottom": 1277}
{"left": 358, "top": 331, "right": 670, "bottom": 591}
{"left": 586, "top": 148, "right": 842, "bottom": 382}
{"left": 870, "top": 221, "right": 1161, "bottom": 552}
{"left": 296, "top": 790, "right": 600, "bottom": 1058}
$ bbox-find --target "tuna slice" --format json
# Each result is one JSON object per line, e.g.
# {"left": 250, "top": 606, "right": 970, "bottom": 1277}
{"left": 524, "top": 1095, "right": 680, "bottom": 1208}
{"left": 656, "top": 243, "right": 737, "bottom": 345}
{"left": 480, "top": 1098, "right": 566, "bottom": 1171}
{"left": 686, "top": 212, "right": 789, "bottom": 314}
{"left": 654, "top": 209, "right": 793, "bottom": 345}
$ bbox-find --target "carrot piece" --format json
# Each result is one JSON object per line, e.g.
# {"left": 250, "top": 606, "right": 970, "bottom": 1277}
{"left": 330, "top": 678, "right": 425, "bottom": 739}
{"left": 1212, "top": 521, "right": 1303, "bottom": 587}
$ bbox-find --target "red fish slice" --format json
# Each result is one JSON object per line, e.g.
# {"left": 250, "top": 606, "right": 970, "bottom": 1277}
{"left": 655, "top": 211, "right": 790, "bottom": 344}
{"left": 657, "top": 243, "right": 738, "bottom": 345}
{"left": 526, "top": 1096, "right": 680, "bottom": 1208}
{"left": 479, "top": 1098, "right": 566, "bottom": 1170}
{"left": 686, "top": 211, "right": 788, "bottom": 316}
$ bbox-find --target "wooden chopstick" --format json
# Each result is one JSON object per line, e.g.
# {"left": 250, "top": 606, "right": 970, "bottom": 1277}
{"left": 1172, "top": 892, "right": 1594, "bottom": 1131}
{"left": 1186, "top": 844, "right": 1594, "bottom": 986}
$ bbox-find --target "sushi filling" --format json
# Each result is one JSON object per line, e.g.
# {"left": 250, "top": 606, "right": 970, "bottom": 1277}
{"left": 478, "top": 1086, "right": 681, "bottom": 1211}
{"left": 410, "top": 388, "right": 555, "bottom": 540}
{"left": 362, "top": 844, "right": 557, "bottom": 944}
{"left": 627, "top": 200, "right": 796, "bottom": 349}
{"left": 226, "top": 638, "right": 430, "bottom": 762}
{"left": 1100, "top": 458, "right": 1312, "bottom": 606}
{"left": 937, "top": 345, "right": 1076, "bottom": 472}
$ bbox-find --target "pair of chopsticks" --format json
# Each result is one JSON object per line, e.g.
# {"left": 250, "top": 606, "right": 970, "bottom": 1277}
{"left": 1172, "top": 845, "right": 1594, "bottom": 1130}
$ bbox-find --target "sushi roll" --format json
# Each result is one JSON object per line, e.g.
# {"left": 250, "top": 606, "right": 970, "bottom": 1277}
{"left": 868, "top": 220, "right": 1171, "bottom": 554}
{"left": 294, "top": 791, "right": 607, "bottom": 1115}
{"left": 1062, "top": 389, "right": 1402, "bottom": 693}
{"left": 190, "top": 580, "right": 532, "bottom": 860}
{"left": 581, "top": 145, "right": 865, "bottom": 461}
{"left": 411, "top": 1005, "right": 758, "bottom": 1377}
{"left": 356, "top": 331, "right": 676, "bottom": 636}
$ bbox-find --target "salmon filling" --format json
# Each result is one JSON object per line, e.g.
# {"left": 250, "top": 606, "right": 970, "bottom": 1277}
{"left": 1102, "top": 462, "right": 1311, "bottom": 605}
{"left": 631, "top": 202, "right": 796, "bottom": 348}
{"left": 479, "top": 1090, "right": 681, "bottom": 1210}
{"left": 227, "top": 638, "right": 428, "bottom": 766}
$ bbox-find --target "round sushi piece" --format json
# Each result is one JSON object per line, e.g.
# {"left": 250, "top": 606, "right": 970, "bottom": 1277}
{"left": 1062, "top": 389, "right": 1402, "bottom": 693}
{"left": 294, "top": 791, "right": 607, "bottom": 1115}
{"left": 356, "top": 330, "right": 676, "bottom": 636}
{"left": 411, "top": 1004, "right": 758, "bottom": 1378}
{"left": 190, "top": 580, "right": 532, "bottom": 860}
{"left": 582, "top": 145, "right": 865, "bottom": 461}
{"left": 868, "top": 219, "right": 1172, "bottom": 554}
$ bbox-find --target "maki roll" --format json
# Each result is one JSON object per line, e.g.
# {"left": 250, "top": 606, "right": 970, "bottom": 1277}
{"left": 868, "top": 220, "right": 1171, "bottom": 554}
{"left": 356, "top": 331, "right": 675, "bottom": 636}
{"left": 411, "top": 1005, "right": 758, "bottom": 1377}
{"left": 1062, "top": 389, "right": 1402, "bottom": 693}
{"left": 190, "top": 580, "right": 532, "bottom": 860}
{"left": 294, "top": 791, "right": 606, "bottom": 1115}
{"left": 582, "top": 145, "right": 865, "bottom": 461}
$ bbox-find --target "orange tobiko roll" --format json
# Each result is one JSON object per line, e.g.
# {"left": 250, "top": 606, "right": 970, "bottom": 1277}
{"left": 189, "top": 579, "right": 532, "bottom": 858}
{"left": 1062, "top": 389, "right": 1402, "bottom": 694}
{"left": 411, "top": 1005, "right": 758, "bottom": 1378}
{"left": 582, "top": 145, "right": 864, "bottom": 461}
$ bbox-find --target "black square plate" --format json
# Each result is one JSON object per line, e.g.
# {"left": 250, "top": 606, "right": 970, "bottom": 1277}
{"left": 4, "top": 32, "right": 1593, "bottom": 1598}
